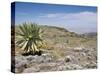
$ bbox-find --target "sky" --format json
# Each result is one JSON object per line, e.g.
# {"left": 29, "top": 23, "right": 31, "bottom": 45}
{"left": 13, "top": 2, "right": 97, "bottom": 33}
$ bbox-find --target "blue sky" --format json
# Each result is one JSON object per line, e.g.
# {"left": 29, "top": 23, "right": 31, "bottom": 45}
{"left": 14, "top": 2, "right": 97, "bottom": 33}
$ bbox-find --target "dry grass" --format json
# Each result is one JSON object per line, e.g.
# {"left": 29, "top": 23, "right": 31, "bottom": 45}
{"left": 15, "top": 25, "right": 97, "bottom": 59}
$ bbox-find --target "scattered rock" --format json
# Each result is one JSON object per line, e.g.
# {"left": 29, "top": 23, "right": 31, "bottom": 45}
{"left": 14, "top": 47, "right": 97, "bottom": 73}
{"left": 84, "top": 62, "right": 97, "bottom": 69}
{"left": 57, "top": 65, "right": 67, "bottom": 71}
{"left": 23, "top": 67, "right": 40, "bottom": 73}
{"left": 15, "top": 55, "right": 28, "bottom": 73}
{"left": 15, "top": 56, "right": 28, "bottom": 67}
{"left": 73, "top": 47, "right": 84, "bottom": 51}
{"left": 65, "top": 63, "right": 83, "bottom": 70}
{"left": 39, "top": 63, "right": 57, "bottom": 71}
{"left": 64, "top": 56, "right": 72, "bottom": 62}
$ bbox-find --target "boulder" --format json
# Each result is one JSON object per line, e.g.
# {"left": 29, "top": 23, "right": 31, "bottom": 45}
{"left": 64, "top": 56, "right": 72, "bottom": 62}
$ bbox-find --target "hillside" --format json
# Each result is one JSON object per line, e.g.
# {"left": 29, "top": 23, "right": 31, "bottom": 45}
{"left": 41, "top": 25, "right": 97, "bottom": 48}
{"left": 14, "top": 25, "right": 97, "bottom": 73}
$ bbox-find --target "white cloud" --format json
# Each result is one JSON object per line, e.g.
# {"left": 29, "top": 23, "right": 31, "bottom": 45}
{"left": 39, "top": 12, "right": 97, "bottom": 20}
{"left": 36, "top": 11, "right": 97, "bottom": 33}
{"left": 39, "top": 13, "right": 60, "bottom": 18}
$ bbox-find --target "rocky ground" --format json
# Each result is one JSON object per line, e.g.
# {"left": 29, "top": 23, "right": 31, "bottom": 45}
{"left": 13, "top": 47, "right": 97, "bottom": 73}
{"left": 13, "top": 25, "right": 97, "bottom": 73}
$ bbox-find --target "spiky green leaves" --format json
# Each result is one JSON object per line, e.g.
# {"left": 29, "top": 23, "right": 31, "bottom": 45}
{"left": 16, "top": 23, "right": 43, "bottom": 55}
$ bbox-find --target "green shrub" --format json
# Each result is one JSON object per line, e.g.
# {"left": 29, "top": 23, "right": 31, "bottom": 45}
{"left": 16, "top": 23, "right": 43, "bottom": 55}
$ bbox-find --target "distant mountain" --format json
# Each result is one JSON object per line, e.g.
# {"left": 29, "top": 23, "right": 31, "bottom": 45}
{"left": 80, "top": 32, "right": 97, "bottom": 38}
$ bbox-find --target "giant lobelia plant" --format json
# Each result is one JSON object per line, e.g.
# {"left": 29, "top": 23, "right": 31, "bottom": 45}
{"left": 16, "top": 23, "right": 43, "bottom": 55}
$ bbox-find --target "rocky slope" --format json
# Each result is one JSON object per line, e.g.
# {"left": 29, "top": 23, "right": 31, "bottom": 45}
{"left": 13, "top": 25, "right": 97, "bottom": 73}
